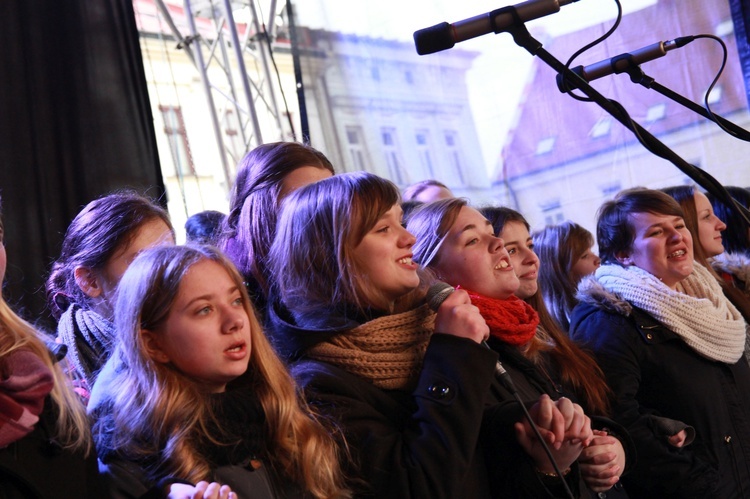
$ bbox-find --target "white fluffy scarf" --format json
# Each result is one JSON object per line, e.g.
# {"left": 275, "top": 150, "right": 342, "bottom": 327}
{"left": 595, "top": 263, "right": 746, "bottom": 364}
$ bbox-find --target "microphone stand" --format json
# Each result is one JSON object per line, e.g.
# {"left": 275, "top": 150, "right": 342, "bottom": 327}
{"left": 616, "top": 59, "right": 750, "bottom": 142}
{"left": 494, "top": 7, "right": 750, "bottom": 228}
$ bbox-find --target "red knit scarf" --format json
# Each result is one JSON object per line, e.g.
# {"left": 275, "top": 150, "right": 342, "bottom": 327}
{"left": 466, "top": 291, "right": 539, "bottom": 346}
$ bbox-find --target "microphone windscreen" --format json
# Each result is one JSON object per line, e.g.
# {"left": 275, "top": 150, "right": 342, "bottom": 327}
{"left": 413, "top": 22, "right": 454, "bottom": 55}
{"left": 426, "top": 281, "right": 455, "bottom": 311}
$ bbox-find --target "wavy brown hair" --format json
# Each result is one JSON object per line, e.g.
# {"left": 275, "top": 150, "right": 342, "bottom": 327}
{"left": 269, "top": 171, "right": 411, "bottom": 317}
{"left": 532, "top": 222, "right": 595, "bottom": 332}
{"left": 220, "top": 142, "right": 334, "bottom": 296}
{"left": 94, "top": 245, "right": 347, "bottom": 497}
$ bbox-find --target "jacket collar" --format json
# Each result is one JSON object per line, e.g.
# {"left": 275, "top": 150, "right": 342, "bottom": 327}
{"left": 266, "top": 295, "right": 368, "bottom": 361}
{"left": 574, "top": 274, "right": 679, "bottom": 344}
{"left": 576, "top": 273, "right": 633, "bottom": 317}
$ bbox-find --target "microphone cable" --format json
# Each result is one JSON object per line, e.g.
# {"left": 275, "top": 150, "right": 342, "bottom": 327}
{"left": 486, "top": 345, "right": 576, "bottom": 499}
{"left": 427, "top": 283, "right": 575, "bottom": 499}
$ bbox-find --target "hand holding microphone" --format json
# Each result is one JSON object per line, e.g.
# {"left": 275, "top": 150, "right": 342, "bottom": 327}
{"left": 426, "top": 281, "right": 489, "bottom": 344}
{"left": 427, "top": 282, "right": 513, "bottom": 384}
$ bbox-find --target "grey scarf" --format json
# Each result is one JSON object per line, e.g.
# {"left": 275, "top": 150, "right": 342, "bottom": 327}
{"left": 56, "top": 304, "right": 115, "bottom": 391}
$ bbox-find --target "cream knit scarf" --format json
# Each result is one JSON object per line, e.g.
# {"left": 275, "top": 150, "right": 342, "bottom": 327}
{"left": 306, "top": 304, "right": 435, "bottom": 390}
{"left": 595, "top": 263, "right": 746, "bottom": 364}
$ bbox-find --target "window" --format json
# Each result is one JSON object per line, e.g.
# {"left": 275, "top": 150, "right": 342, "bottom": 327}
{"left": 381, "top": 128, "right": 404, "bottom": 185}
{"left": 544, "top": 212, "right": 565, "bottom": 225}
{"left": 444, "top": 130, "right": 466, "bottom": 186}
{"left": 540, "top": 198, "right": 563, "bottom": 225}
{"left": 703, "top": 85, "right": 723, "bottom": 105}
{"left": 223, "top": 108, "right": 245, "bottom": 164}
{"left": 645, "top": 103, "right": 666, "bottom": 122}
{"left": 536, "top": 137, "right": 556, "bottom": 155}
{"left": 159, "top": 105, "right": 196, "bottom": 176}
{"left": 415, "top": 130, "right": 435, "bottom": 178}
{"left": 716, "top": 19, "right": 734, "bottom": 38}
{"left": 590, "top": 117, "right": 612, "bottom": 138}
{"left": 345, "top": 126, "right": 368, "bottom": 170}
{"left": 600, "top": 182, "right": 622, "bottom": 197}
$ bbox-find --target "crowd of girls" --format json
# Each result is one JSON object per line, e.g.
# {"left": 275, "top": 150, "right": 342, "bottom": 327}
{"left": 407, "top": 198, "right": 631, "bottom": 497}
{"left": 4, "top": 138, "right": 750, "bottom": 498}
{"left": 265, "top": 172, "right": 594, "bottom": 498}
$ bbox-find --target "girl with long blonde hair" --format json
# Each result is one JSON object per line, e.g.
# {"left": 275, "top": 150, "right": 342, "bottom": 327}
{"left": 90, "top": 245, "right": 346, "bottom": 498}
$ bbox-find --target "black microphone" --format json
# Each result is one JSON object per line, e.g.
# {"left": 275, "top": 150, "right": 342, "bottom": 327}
{"left": 414, "top": 0, "right": 580, "bottom": 55}
{"left": 425, "top": 282, "right": 516, "bottom": 391}
{"left": 559, "top": 36, "right": 695, "bottom": 88}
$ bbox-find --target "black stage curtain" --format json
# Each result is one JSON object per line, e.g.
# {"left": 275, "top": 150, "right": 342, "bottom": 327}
{"left": 0, "top": 0, "right": 164, "bottom": 330}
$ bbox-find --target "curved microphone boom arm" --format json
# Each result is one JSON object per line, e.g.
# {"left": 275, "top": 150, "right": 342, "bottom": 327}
{"left": 558, "top": 36, "right": 750, "bottom": 143}
{"left": 415, "top": 5, "right": 750, "bottom": 228}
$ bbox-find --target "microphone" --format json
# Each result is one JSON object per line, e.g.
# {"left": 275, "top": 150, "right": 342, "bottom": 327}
{"left": 426, "top": 281, "right": 456, "bottom": 311}
{"left": 414, "top": 0, "right": 580, "bottom": 55}
{"left": 425, "top": 282, "right": 516, "bottom": 391}
{"left": 559, "top": 36, "right": 695, "bottom": 88}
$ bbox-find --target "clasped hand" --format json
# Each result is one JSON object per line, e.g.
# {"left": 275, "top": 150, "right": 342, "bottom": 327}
{"left": 514, "top": 394, "right": 592, "bottom": 475}
{"left": 515, "top": 395, "right": 626, "bottom": 492}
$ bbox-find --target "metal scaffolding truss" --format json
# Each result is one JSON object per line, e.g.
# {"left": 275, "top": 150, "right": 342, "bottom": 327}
{"left": 152, "top": 0, "right": 290, "bottom": 186}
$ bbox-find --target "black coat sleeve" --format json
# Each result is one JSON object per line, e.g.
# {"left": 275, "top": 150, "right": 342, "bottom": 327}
{"left": 294, "top": 333, "right": 497, "bottom": 499}
{"left": 570, "top": 308, "right": 719, "bottom": 497}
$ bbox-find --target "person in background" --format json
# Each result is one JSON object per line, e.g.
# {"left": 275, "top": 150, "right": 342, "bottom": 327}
{"left": 185, "top": 210, "right": 226, "bottom": 246}
{"left": 219, "top": 142, "right": 334, "bottom": 313}
{"left": 402, "top": 179, "right": 453, "bottom": 204}
{"left": 570, "top": 187, "right": 750, "bottom": 498}
{"left": 45, "top": 192, "right": 175, "bottom": 401}
{"left": 267, "top": 172, "right": 592, "bottom": 498}
{"left": 400, "top": 199, "right": 424, "bottom": 223}
{"left": 481, "top": 207, "right": 585, "bottom": 361}
{"left": 0, "top": 195, "right": 105, "bottom": 498}
{"left": 410, "top": 199, "right": 630, "bottom": 496}
{"left": 663, "top": 184, "right": 750, "bottom": 364}
{"left": 708, "top": 186, "right": 750, "bottom": 297}
{"left": 90, "top": 245, "right": 347, "bottom": 499}
{"left": 532, "top": 222, "right": 601, "bottom": 332}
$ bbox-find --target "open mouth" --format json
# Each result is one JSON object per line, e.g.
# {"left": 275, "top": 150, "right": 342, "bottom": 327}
{"left": 667, "top": 249, "right": 686, "bottom": 259}
{"left": 494, "top": 260, "right": 510, "bottom": 270}
{"left": 225, "top": 342, "right": 245, "bottom": 353}
{"left": 397, "top": 256, "right": 413, "bottom": 265}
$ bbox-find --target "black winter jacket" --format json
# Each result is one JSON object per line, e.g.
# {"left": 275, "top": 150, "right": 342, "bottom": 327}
{"left": 486, "top": 337, "right": 634, "bottom": 499}
{"left": 268, "top": 301, "right": 583, "bottom": 498}
{"left": 0, "top": 397, "right": 105, "bottom": 499}
{"left": 570, "top": 277, "right": 750, "bottom": 498}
